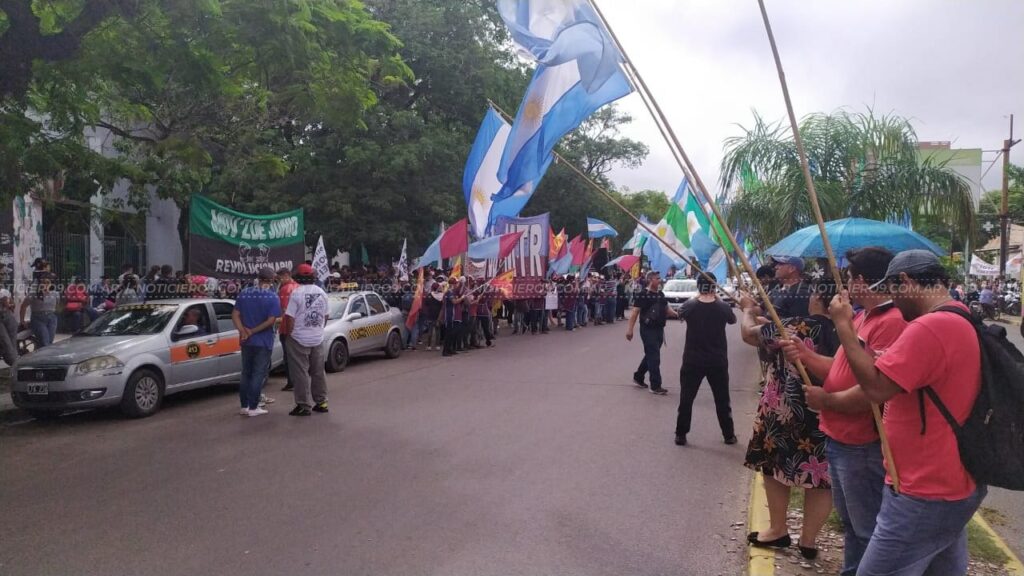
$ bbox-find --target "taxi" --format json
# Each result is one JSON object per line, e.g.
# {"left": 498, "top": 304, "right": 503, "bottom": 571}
{"left": 322, "top": 291, "right": 406, "bottom": 372}
{"left": 10, "top": 299, "right": 283, "bottom": 419}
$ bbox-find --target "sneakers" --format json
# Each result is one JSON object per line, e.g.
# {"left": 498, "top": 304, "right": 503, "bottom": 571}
{"left": 239, "top": 408, "right": 250, "bottom": 416}
{"left": 650, "top": 388, "right": 668, "bottom": 395}
{"left": 247, "top": 407, "right": 269, "bottom": 417}
{"left": 289, "top": 405, "right": 312, "bottom": 416}
{"left": 312, "top": 401, "right": 329, "bottom": 413}
{"left": 282, "top": 383, "right": 294, "bottom": 391}
{"left": 675, "top": 434, "right": 687, "bottom": 446}
{"left": 632, "top": 375, "right": 648, "bottom": 389}
{"left": 724, "top": 436, "right": 738, "bottom": 445}
{"left": 258, "top": 394, "right": 275, "bottom": 408}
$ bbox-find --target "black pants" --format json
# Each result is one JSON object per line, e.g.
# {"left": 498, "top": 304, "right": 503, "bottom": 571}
{"left": 479, "top": 316, "right": 494, "bottom": 345}
{"left": 675, "top": 363, "right": 734, "bottom": 439}
{"left": 443, "top": 321, "right": 461, "bottom": 355}
{"left": 279, "top": 333, "right": 292, "bottom": 386}
{"left": 633, "top": 325, "right": 664, "bottom": 389}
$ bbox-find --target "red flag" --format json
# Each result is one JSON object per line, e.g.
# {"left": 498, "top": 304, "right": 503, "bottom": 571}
{"left": 568, "top": 235, "right": 585, "bottom": 266}
{"left": 406, "top": 268, "right": 424, "bottom": 330}
{"left": 488, "top": 269, "right": 516, "bottom": 299}
{"left": 497, "top": 231, "right": 523, "bottom": 261}
{"left": 440, "top": 218, "right": 469, "bottom": 260}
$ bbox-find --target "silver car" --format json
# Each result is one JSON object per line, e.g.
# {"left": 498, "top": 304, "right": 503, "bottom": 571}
{"left": 11, "top": 299, "right": 283, "bottom": 419}
{"left": 321, "top": 291, "right": 405, "bottom": 372}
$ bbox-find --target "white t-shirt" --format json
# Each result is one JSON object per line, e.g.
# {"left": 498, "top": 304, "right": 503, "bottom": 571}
{"left": 285, "top": 284, "right": 329, "bottom": 347}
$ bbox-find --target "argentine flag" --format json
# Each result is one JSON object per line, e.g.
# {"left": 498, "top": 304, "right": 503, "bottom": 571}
{"left": 586, "top": 217, "right": 617, "bottom": 238}
{"left": 495, "top": 0, "right": 634, "bottom": 200}
{"left": 464, "top": 109, "right": 512, "bottom": 239}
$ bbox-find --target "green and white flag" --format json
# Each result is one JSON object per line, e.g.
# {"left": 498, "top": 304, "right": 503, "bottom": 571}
{"left": 188, "top": 195, "right": 304, "bottom": 278}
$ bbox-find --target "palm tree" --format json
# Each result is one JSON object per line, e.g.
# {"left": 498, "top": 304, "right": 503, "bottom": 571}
{"left": 720, "top": 109, "right": 975, "bottom": 248}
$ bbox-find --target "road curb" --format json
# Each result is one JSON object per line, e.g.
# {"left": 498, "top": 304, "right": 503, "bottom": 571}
{"left": 747, "top": 472, "right": 775, "bottom": 576}
{"left": 973, "top": 512, "right": 1024, "bottom": 575}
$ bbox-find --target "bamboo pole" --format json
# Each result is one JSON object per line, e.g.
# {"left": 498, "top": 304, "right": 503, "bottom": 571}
{"left": 755, "top": 0, "right": 900, "bottom": 493}
{"left": 587, "top": 0, "right": 817, "bottom": 391}
{"left": 487, "top": 101, "right": 731, "bottom": 300}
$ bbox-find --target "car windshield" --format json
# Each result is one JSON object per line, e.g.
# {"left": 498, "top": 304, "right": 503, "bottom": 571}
{"left": 328, "top": 297, "right": 350, "bottom": 318}
{"left": 663, "top": 280, "right": 697, "bottom": 293}
{"left": 80, "top": 304, "right": 179, "bottom": 336}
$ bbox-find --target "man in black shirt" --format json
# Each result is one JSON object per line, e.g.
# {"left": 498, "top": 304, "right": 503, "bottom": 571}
{"left": 627, "top": 271, "right": 678, "bottom": 395}
{"left": 674, "top": 272, "right": 737, "bottom": 446}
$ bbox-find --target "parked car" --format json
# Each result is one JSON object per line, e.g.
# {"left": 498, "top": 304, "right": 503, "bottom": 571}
{"left": 10, "top": 299, "right": 282, "bottom": 419}
{"left": 321, "top": 291, "right": 406, "bottom": 372}
{"left": 662, "top": 279, "right": 698, "bottom": 313}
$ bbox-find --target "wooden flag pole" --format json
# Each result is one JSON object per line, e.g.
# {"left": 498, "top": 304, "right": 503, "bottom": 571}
{"left": 756, "top": 0, "right": 899, "bottom": 492}
{"left": 587, "top": 0, "right": 818, "bottom": 392}
{"left": 487, "top": 101, "right": 731, "bottom": 300}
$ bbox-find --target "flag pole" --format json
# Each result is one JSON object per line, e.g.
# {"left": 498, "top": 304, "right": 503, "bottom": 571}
{"left": 755, "top": 0, "right": 899, "bottom": 492}
{"left": 587, "top": 0, "right": 818, "bottom": 395}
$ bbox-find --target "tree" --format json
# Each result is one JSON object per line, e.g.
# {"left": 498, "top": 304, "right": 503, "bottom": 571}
{"left": 721, "top": 109, "right": 976, "bottom": 248}
{"left": 976, "top": 163, "right": 1024, "bottom": 245}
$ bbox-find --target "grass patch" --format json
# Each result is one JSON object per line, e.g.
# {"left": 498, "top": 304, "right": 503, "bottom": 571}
{"left": 967, "top": 519, "right": 1011, "bottom": 565}
{"left": 979, "top": 506, "right": 1009, "bottom": 527}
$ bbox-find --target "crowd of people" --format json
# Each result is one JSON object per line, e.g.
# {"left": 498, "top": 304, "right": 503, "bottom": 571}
{"left": 631, "top": 248, "right": 993, "bottom": 576}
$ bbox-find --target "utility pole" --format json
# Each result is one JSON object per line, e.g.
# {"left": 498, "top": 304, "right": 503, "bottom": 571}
{"left": 1000, "top": 114, "right": 1021, "bottom": 277}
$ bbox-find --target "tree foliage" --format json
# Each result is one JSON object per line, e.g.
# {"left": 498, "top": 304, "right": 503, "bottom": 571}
{"left": 721, "top": 109, "right": 976, "bottom": 249}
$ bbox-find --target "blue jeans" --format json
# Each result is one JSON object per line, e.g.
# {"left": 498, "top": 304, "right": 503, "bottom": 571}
{"left": 239, "top": 345, "right": 272, "bottom": 410}
{"left": 564, "top": 308, "right": 575, "bottom": 330}
{"left": 858, "top": 485, "right": 987, "bottom": 576}
{"left": 634, "top": 325, "right": 663, "bottom": 389}
{"left": 826, "top": 439, "right": 885, "bottom": 576}
{"left": 31, "top": 313, "right": 57, "bottom": 347}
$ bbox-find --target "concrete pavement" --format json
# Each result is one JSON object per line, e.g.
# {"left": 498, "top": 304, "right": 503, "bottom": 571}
{"left": 0, "top": 318, "right": 762, "bottom": 576}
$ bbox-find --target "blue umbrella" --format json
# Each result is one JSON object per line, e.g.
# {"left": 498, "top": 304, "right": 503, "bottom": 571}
{"left": 765, "top": 217, "right": 944, "bottom": 259}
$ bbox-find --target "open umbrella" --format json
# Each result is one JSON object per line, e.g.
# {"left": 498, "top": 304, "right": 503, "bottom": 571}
{"left": 765, "top": 217, "right": 944, "bottom": 259}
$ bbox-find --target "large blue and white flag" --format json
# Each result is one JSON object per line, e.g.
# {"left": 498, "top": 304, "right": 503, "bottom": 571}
{"left": 586, "top": 217, "right": 617, "bottom": 238}
{"left": 669, "top": 176, "right": 691, "bottom": 206}
{"left": 495, "top": 0, "right": 633, "bottom": 200}
{"left": 487, "top": 154, "right": 554, "bottom": 231}
{"left": 464, "top": 109, "right": 512, "bottom": 239}
{"left": 643, "top": 234, "right": 686, "bottom": 278}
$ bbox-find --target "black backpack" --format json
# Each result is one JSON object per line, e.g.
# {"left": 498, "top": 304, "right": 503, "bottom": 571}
{"left": 918, "top": 306, "right": 1024, "bottom": 491}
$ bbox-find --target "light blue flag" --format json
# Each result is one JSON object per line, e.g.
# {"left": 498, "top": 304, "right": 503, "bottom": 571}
{"left": 497, "top": 0, "right": 623, "bottom": 93}
{"left": 669, "top": 176, "right": 691, "bottom": 206}
{"left": 690, "top": 230, "right": 719, "bottom": 268}
{"left": 586, "top": 217, "right": 617, "bottom": 238}
{"left": 418, "top": 233, "right": 443, "bottom": 270}
{"left": 706, "top": 247, "right": 730, "bottom": 283}
{"left": 464, "top": 108, "right": 512, "bottom": 238}
{"left": 643, "top": 235, "right": 683, "bottom": 278}
{"left": 486, "top": 154, "right": 555, "bottom": 232}
{"left": 496, "top": 63, "right": 632, "bottom": 200}
{"left": 548, "top": 251, "right": 573, "bottom": 277}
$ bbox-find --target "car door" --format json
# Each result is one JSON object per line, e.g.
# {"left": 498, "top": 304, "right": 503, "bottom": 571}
{"left": 212, "top": 301, "right": 244, "bottom": 380}
{"left": 168, "top": 303, "right": 225, "bottom": 388}
{"left": 344, "top": 295, "right": 376, "bottom": 354}
{"left": 363, "top": 293, "right": 391, "bottom": 350}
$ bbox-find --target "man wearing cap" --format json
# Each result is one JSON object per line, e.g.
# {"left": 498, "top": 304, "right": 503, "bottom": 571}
{"left": 277, "top": 267, "right": 299, "bottom": 391}
{"left": 829, "top": 250, "right": 984, "bottom": 575}
{"left": 232, "top": 267, "right": 282, "bottom": 417}
{"left": 768, "top": 255, "right": 810, "bottom": 317}
{"left": 283, "top": 263, "right": 330, "bottom": 416}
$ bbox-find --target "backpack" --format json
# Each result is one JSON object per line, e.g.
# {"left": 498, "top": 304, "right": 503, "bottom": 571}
{"left": 918, "top": 305, "right": 1024, "bottom": 491}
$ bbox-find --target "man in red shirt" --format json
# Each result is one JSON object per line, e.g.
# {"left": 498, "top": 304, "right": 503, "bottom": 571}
{"left": 277, "top": 267, "right": 299, "bottom": 392}
{"left": 782, "top": 247, "right": 906, "bottom": 576}
{"left": 829, "top": 250, "right": 984, "bottom": 576}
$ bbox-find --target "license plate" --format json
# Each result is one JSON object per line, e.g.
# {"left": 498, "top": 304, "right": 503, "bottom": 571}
{"left": 26, "top": 383, "right": 48, "bottom": 395}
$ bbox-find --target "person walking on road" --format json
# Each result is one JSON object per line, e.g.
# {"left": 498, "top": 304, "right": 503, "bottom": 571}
{"left": 674, "top": 272, "right": 737, "bottom": 446}
{"left": 277, "top": 267, "right": 299, "bottom": 392}
{"left": 627, "top": 271, "right": 677, "bottom": 395}
{"left": 232, "top": 267, "right": 281, "bottom": 417}
{"left": 283, "top": 263, "right": 329, "bottom": 416}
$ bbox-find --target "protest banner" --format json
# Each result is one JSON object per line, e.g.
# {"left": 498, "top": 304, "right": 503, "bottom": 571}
{"left": 492, "top": 213, "right": 549, "bottom": 299}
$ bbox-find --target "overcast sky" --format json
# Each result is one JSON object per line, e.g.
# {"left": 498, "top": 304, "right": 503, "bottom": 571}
{"left": 595, "top": 0, "right": 1024, "bottom": 200}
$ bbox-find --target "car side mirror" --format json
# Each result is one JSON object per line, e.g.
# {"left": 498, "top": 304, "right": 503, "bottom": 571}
{"left": 175, "top": 325, "right": 199, "bottom": 337}
{"left": 343, "top": 312, "right": 362, "bottom": 322}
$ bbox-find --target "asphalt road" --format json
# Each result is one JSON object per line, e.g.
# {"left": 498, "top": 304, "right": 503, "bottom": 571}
{"left": 1, "top": 318, "right": 762, "bottom": 576}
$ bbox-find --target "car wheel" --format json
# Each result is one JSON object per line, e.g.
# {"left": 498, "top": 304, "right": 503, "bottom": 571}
{"left": 384, "top": 330, "right": 402, "bottom": 359}
{"left": 326, "top": 339, "right": 349, "bottom": 373}
{"left": 120, "top": 368, "right": 164, "bottom": 418}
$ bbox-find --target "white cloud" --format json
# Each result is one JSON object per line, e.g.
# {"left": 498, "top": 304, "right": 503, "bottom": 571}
{"left": 595, "top": 0, "right": 1024, "bottom": 198}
